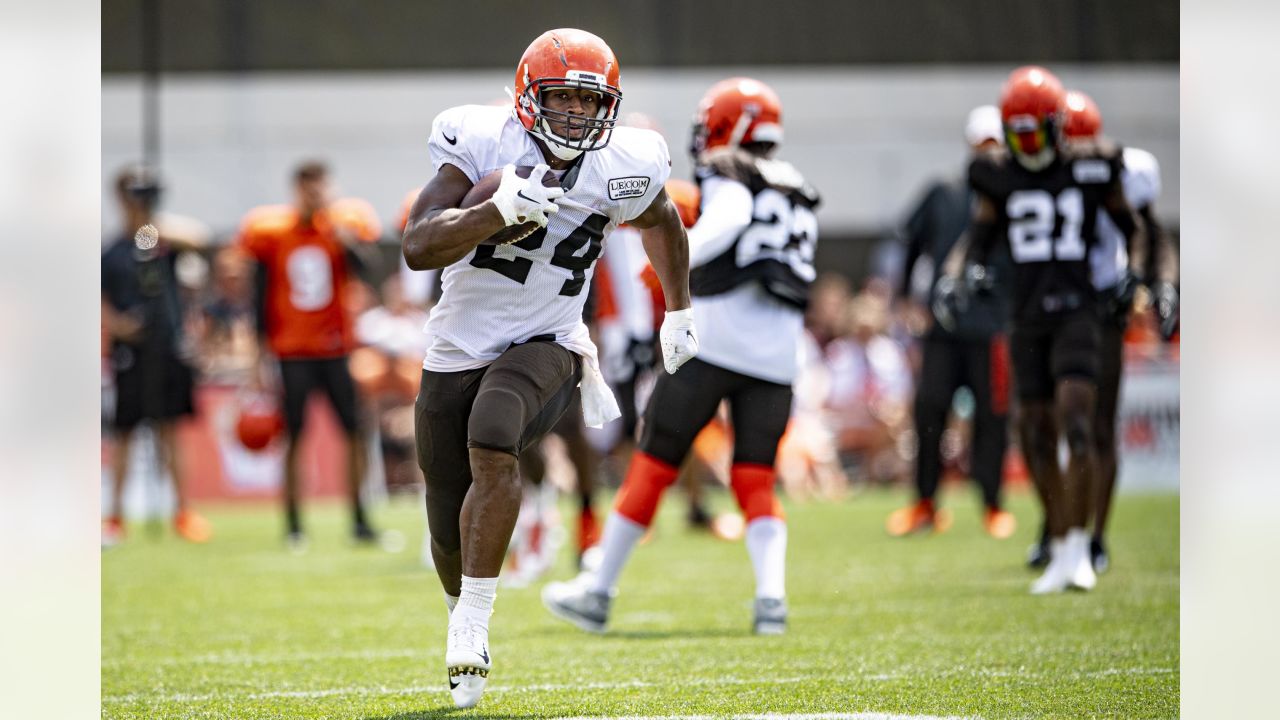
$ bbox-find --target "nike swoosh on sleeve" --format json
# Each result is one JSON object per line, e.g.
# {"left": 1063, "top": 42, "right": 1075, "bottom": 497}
{"left": 442, "top": 132, "right": 458, "bottom": 145}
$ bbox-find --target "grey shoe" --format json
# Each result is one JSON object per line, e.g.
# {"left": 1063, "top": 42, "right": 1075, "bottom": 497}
{"left": 753, "top": 597, "right": 787, "bottom": 635}
{"left": 542, "top": 579, "right": 611, "bottom": 633}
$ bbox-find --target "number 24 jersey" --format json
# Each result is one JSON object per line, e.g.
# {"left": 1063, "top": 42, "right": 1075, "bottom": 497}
{"left": 424, "top": 105, "right": 671, "bottom": 370}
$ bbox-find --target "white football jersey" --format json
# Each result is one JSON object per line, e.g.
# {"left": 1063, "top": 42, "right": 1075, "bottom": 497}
{"left": 690, "top": 174, "right": 813, "bottom": 386}
{"left": 422, "top": 105, "right": 671, "bottom": 371}
{"left": 1091, "top": 147, "right": 1160, "bottom": 290}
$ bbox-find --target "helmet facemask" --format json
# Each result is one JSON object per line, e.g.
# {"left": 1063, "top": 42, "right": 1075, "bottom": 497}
{"left": 519, "top": 69, "right": 622, "bottom": 161}
{"left": 1005, "top": 113, "right": 1059, "bottom": 171}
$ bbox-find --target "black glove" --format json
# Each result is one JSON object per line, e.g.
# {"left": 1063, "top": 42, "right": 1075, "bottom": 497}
{"left": 1109, "top": 270, "right": 1140, "bottom": 324}
{"left": 931, "top": 275, "right": 968, "bottom": 332}
{"left": 1152, "top": 281, "right": 1179, "bottom": 340}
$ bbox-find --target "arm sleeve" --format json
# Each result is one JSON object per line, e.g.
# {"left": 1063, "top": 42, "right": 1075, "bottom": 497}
{"left": 687, "top": 176, "right": 755, "bottom": 268}
{"left": 898, "top": 184, "right": 939, "bottom": 297}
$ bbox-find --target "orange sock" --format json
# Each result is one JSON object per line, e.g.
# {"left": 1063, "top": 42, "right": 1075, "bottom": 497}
{"left": 614, "top": 451, "right": 680, "bottom": 527}
{"left": 730, "top": 463, "right": 784, "bottom": 522}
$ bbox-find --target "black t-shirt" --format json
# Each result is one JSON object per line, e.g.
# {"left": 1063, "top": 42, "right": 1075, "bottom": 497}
{"left": 900, "top": 176, "right": 1011, "bottom": 340}
{"left": 101, "top": 235, "right": 185, "bottom": 358}
{"left": 968, "top": 141, "right": 1126, "bottom": 324}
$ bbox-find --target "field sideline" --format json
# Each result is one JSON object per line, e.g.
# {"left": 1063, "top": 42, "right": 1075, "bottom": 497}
{"left": 102, "top": 488, "right": 1178, "bottom": 719}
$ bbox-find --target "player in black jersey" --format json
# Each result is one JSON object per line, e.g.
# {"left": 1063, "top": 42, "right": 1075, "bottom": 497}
{"left": 936, "top": 66, "right": 1150, "bottom": 594}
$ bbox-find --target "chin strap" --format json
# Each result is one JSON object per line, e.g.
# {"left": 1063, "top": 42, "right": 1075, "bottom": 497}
{"left": 536, "top": 119, "right": 585, "bottom": 161}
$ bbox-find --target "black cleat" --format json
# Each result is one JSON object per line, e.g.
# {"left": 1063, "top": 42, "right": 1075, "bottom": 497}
{"left": 1027, "top": 540, "right": 1050, "bottom": 569}
{"left": 1091, "top": 538, "right": 1110, "bottom": 574}
{"left": 353, "top": 523, "right": 379, "bottom": 544}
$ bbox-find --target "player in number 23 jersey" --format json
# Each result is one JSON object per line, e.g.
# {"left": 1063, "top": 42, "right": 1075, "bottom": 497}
{"left": 400, "top": 28, "right": 697, "bottom": 710}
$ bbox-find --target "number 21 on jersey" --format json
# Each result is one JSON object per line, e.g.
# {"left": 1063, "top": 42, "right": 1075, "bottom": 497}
{"left": 1006, "top": 188, "right": 1085, "bottom": 263}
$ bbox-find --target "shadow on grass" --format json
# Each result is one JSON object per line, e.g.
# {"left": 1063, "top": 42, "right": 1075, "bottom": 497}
{"left": 529, "top": 626, "right": 746, "bottom": 641}
{"left": 364, "top": 711, "right": 538, "bottom": 720}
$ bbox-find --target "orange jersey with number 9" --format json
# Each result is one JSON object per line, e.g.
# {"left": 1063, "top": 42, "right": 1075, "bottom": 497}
{"left": 237, "top": 202, "right": 379, "bottom": 358}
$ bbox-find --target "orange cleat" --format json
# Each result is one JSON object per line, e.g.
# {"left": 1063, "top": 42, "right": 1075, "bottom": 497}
{"left": 885, "top": 500, "right": 952, "bottom": 537}
{"left": 983, "top": 507, "right": 1017, "bottom": 540}
{"left": 174, "top": 509, "right": 212, "bottom": 544}
{"left": 102, "top": 516, "right": 125, "bottom": 548}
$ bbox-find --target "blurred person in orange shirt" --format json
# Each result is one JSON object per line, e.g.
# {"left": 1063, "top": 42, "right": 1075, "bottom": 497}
{"left": 237, "top": 160, "right": 382, "bottom": 548}
{"left": 101, "top": 165, "right": 212, "bottom": 545}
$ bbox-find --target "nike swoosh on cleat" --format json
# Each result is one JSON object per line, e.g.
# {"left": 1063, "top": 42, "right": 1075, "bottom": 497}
{"left": 480, "top": 648, "right": 489, "bottom": 664}
{"left": 442, "top": 132, "right": 458, "bottom": 145}
{"left": 449, "top": 679, "right": 460, "bottom": 689}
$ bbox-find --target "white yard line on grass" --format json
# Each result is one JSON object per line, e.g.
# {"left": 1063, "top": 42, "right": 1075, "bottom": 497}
{"left": 101, "top": 667, "right": 1175, "bottom": 706}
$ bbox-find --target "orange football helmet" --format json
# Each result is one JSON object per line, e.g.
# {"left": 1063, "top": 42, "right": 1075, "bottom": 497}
{"left": 513, "top": 28, "right": 622, "bottom": 160}
{"left": 1062, "top": 89, "right": 1103, "bottom": 140}
{"left": 235, "top": 395, "right": 284, "bottom": 452}
{"left": 999, "top": 66, "right": 1067, "bottom": 171}
{"left": 691, "top": 77, "right": 783, "bottom": 157}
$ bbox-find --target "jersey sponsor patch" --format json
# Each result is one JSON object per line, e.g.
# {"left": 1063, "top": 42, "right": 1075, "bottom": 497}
{"left": 608, "top": 176, "right": 650, "bottom": 200}
{"left": 1072, "top": 159, "right": 1112, "bottom": 184}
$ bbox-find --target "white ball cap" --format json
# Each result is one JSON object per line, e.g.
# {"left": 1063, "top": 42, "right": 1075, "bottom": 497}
{"left": 965, "top": 104, "right": 1004, "bottom": 147}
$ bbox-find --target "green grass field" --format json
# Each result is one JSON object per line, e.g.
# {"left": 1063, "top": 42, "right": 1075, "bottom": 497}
{"left": 102, "top": 488, "right": 1178, "bottom": 719}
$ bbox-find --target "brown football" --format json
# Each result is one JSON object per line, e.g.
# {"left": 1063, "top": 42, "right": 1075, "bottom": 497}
{"left": 461, "top": 166, "right": 561, "bottom": 246}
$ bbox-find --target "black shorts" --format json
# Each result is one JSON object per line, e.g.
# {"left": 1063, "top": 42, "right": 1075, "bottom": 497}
{"left": 1009, "top": 312, "right": 1101, "bottom": 402}
{"left": 638, "top": 357, "right": 793, "bottom": 468}
{"left": 110, "top": 345, "right": 195, "bottom": 432}
{"left": 414, "top": 339, "right": 582, "bottom": 552}
{"left": 280, "top": 357, "right": 359, "bottom": 436}
{"left": 1095, "top": 319, "right": 1126, "bottom": 441}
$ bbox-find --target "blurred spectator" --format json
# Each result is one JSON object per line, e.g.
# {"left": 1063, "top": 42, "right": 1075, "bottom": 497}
{"left": 197, "top": 248, "right": 259, "bottom": 384}
{"left": 101, "top": 165, "right": 212, "bottom": 545}
{"left": 885, "top": 105, "right": 1016, "bottom": 538}
{"left": 236, "top": 160, "right": 382, "bottom": 548}
{"left": 823, "top": 290, "right": 913, "bottom": 486}
{"left": 805, "top": 273, "right": 852, "bottom": 350}
{"left": 352, "top": 274, "right": 432, "bottom": 492}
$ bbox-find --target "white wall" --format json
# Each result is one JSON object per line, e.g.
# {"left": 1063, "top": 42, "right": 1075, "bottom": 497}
{"left": 102, "top": 65, "right": 1177, "bottom": 239}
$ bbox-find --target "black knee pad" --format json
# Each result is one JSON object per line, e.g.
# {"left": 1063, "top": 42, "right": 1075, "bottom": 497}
{"left": 638, "top": 415, "right": 693, "bottom": 468}
{"left": 467, "top": 384, "right": 528, "bottom": 456}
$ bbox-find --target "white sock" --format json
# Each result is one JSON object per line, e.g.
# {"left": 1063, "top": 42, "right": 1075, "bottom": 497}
{"left": 745, "top": 517, "right": 787, "bottom": 599}
{"left": 444, "top": 592, "right": 459, "bottom": 614}
{"left": 457, "top": 575, "right": 498, "bottom": 621}
{"left": 588, "top": 511, "right": 646, "bottom": 595}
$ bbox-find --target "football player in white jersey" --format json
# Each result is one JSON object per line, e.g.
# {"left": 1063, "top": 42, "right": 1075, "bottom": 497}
{"left": 400, "top": 28, "right": 698, "bottom": 709}
{"left": 1056, "top": 89, "right": 1179, "bottom": 574}
{"left": 543, "top": 77, "right": 819, "bottom": 636}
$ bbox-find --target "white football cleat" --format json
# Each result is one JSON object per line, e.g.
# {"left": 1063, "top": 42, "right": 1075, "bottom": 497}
{"left": 445, "top": 613, "right": 491, "bottom": 709}
{"left": 1030, "top": 537, "right": 1073, "bottom": 595}
{"left": 542, "top": 577, "right": 611, "bottom": 633}
{"left": 1067, "top": 530, "right": 1097, "bottom": 591}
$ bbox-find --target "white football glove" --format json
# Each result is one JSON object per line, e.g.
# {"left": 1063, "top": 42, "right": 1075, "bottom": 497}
{"left": 490, "top": 163, "right": 564, "bottom": 228}
{"left": 659, "top": 308, "right": 699, "bottom": 374}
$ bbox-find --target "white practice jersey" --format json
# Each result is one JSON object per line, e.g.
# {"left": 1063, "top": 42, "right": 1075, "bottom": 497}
{"left": 422, "top": 105, "right": 671, "bottom": 371}
{"left": 1091, "top": 146, "right": 1160, "bottom": 290}
{"left": 689, "top": 172, "right": 813, "bottom": 386}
